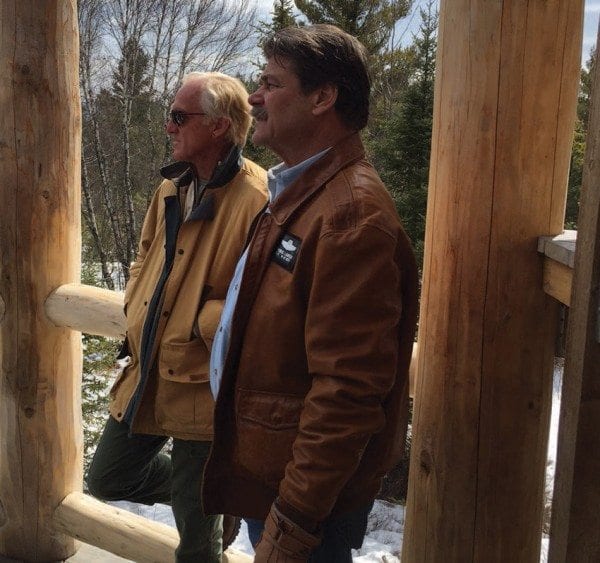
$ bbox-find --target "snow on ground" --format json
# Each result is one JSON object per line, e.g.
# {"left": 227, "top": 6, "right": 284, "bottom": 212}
{"left": 110, "top": 361, "right": 564, "bottom": 562}
{"left": 108, "top": 498, "right": 405, "bottom": 561}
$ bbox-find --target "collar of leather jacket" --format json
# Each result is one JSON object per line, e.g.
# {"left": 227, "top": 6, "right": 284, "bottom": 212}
{"left": 268, "top": 132, "right": 365, "bottom": 226}
{"left": 159, "top": 144, "right": 243, "bottom": 190}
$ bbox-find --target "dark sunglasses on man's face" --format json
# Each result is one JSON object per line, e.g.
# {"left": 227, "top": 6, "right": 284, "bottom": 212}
{"left": 168, "top": 109, "right": 207, "bottom": 126}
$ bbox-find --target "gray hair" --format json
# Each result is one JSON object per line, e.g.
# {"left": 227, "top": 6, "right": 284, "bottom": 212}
{"left": 182, "top": 72, "right": 252, "bottom": 146}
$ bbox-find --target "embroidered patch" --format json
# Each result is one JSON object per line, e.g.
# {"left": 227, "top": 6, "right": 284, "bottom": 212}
{"left": 272, "top": 233, "right": 302, "bottom": 272}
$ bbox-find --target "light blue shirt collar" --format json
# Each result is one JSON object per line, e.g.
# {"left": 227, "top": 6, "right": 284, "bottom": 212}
{"left": 267, "top": 148, "right": 331, "bottom": 202}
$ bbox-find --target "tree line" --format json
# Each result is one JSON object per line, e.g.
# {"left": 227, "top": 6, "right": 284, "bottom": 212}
{"left": 79, "top": 0, "right": 592, "bottom": 289}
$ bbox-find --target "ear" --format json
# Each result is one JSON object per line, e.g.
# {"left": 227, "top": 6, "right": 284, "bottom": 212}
{"left": 212, "top": 117, "right": 231, "bottom": 139}
{"left": 311, "top": 83, "right": 338, "bottom": 116}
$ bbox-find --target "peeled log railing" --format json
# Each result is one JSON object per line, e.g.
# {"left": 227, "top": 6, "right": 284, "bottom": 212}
{"left": 52, "top": 491, "right": 248, "bottom": 563}
{"left": 45, "top": 283, "right": 126, "bottom": 338}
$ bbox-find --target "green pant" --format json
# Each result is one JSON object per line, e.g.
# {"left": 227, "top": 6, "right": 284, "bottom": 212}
{"left": 86, "top": 416, "right": 222, "bottom": 563}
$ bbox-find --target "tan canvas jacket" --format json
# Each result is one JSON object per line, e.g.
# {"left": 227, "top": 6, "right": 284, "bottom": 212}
{"left": 109, "top": 154, "right": 268, "bottom": 440}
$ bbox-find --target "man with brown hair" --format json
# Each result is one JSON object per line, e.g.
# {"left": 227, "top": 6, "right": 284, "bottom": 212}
{"left": 204, "top": 25, "right": 419, "bottom": 562}
{"left": 86, "top": 72, "right": 268, "bottom": 563}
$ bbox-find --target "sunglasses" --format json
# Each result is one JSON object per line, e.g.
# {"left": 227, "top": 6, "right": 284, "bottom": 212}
{"left": 168, "top": 110, "right": 207, "bottom": 126}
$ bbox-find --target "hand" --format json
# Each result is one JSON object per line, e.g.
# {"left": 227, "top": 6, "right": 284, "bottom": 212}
{"left": 253, "top": 504, "right": 321, "bottom": 562}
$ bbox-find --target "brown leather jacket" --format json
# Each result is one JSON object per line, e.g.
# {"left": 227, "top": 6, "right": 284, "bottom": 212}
{"left": 203, "top": 134, "right": 419, "bottom": 524}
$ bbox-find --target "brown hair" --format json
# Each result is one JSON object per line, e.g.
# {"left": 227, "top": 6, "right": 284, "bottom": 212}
{"left": 263, "top": 24, "right": 371, "bottom": 131}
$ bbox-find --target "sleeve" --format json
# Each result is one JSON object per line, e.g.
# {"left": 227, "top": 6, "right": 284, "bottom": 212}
{"left": 278, "top": 222, "right": 405, "bottom": 522}
{"left": 196, "top": 299, "right": 225, "bottom": 349}
{"left": 124, "top": 184, "right": 165, "bottom": 312}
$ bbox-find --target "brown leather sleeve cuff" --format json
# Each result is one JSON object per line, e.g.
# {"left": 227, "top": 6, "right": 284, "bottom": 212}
{"left": 275, "top": 497, "right": 320, "bottom": 533}
{"left": 263, "top": 503, "right": 322, "bottom": 558}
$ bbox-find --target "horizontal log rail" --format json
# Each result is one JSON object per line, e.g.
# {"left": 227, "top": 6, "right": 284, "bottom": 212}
{"left": 45, "top": 283, "right": 126, "bottom": 338}
{"left": 53, "top": 492, "right": 252, "bottom": 562}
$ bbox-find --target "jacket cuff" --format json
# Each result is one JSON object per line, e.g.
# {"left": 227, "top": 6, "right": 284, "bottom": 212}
{"left": 262, "top": 503, "right": 322, "bottom": 558}
{"left": 275, "top": 497, "right": 320, "bottom": 534}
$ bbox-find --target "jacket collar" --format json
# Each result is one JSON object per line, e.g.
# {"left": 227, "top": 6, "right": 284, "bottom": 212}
{"left": 268, "top": 133, "right": 365, "bottom": 226}
{"left": 159, "top": 144, "right": 243, "bottom": 190}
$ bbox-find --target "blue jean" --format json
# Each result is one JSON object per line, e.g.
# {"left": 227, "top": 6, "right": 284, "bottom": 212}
{"left": 246, "top": 502, "right": 373, "bottom": 562}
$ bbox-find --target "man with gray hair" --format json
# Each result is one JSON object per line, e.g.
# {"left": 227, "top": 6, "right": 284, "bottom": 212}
{"left": 86, "top": 72, "right": 268, "bottom": 562}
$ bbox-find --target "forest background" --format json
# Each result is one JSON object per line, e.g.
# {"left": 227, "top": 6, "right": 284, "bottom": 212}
{"left": 79, "top": 0, "right": 597, "bottom": 506}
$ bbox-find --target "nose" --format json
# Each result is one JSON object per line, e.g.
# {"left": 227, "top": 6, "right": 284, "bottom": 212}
{"left": 248, "top": 88, "right": 263, "bottom": 106}
{"left": 165, "top": 118, "right": 177, "bottom": 134}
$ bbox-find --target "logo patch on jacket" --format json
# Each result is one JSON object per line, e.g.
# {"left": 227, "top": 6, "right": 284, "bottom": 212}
{"left": 272, "top": 233, "right": 301, "bottom": 272}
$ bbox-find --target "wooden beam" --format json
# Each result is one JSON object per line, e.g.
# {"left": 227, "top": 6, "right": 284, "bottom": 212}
{"left": 538, "top": 231, "right": 577, "bottom": 306}
{"left": 538, "top": 231, "right": 577, "bottom": 269}
{"left": 549, "top": 20, "right": 600, "bottom": 563}
{"left": 53, "top": 492, "right": 252, "bottom": 563}
{"left": 45, "top": 283, "right": 126, "bottom": 338}
{"left": 543, "top": 259, "right": 573, "bottom": 307}
{"left": 0, "top": 1, "right": 82, "bottom": 560}
{"left": 403, "top": 1, "right": 584, "bottom": 561}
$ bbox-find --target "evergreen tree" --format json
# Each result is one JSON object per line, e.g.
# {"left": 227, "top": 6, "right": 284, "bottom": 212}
{"left": 566, "top": 48, "right": 596, "bottom": 228}
{"left": 112, "top": 38, "right": 153, "bottom": 105}
{"left": 293, "top": 0, "right": 413, "bottom": 113}
{"left": 370, "top": 0, "right": 437, "bottom": 267}
{"left": 271, "top": 0, "right": 297, "bottom": 31}
{"left": 294, "top": 0, "right": 411, "bottom": 55}
{"left": 257, "top": 0, "right": 298, "bottom": 47}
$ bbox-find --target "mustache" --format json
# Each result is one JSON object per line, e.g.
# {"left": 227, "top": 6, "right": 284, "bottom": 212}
{"left": 251, "top": 107, "right": 268, "bottom": 120}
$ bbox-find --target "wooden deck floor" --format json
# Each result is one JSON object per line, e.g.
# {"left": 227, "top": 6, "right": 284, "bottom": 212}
{"left": 0, "top": 542, "right": 131, "bottom": 563}
{"left": 0, "top": 543, "right": 252, "bottom": 562}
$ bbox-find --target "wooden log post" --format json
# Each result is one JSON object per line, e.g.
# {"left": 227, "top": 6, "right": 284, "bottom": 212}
{"left": 549, "top": 21, "right": 600, "bottom": 563}
{"left": 0, "top": 0, "right": 82, "bottom": 560}
{"left": 403, "top": 1, "right": 583, "bottom": 562}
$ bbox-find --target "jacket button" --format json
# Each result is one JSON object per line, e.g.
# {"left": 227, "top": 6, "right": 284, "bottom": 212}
{"left": 168, "top": 369, "right": 174, "bottom": 375}
{"left": 144, "top": 301, "right": 147, "bottom": 306}
{"left": 163, "top": 311, "right": 169, "bottom": 317}
{"left": 178, "top": 249, "right": 184, "bottom": 255}
{"left": 117, "top": 412, "right": 122, "bottom": 418}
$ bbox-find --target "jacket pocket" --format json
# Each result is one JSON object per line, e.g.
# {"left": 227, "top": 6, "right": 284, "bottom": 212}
{"left": 158, "top": 338, "right": 210, "bottom": 383}
{"left": 234, "top": 389, "right": 304, "bottom": 487}
{"left": 108, "top": 356, "right": 135, "bottom": 398}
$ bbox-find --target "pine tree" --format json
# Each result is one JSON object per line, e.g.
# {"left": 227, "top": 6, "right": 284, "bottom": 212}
{"left": 566, "top": 48, "right": 596, "bottom": 228}
{"left": 257, "top": 0, "right": 298, "bottom": 46}
{"left": 294, "top": 0, "right": 410, "bottom": 55}
{"left": 272, "top": 0, "right": 297, "bottom": 30}
{"left": 370, "top": 0, "right": 438, "bottom": 267}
